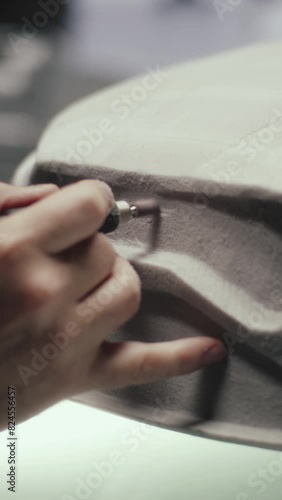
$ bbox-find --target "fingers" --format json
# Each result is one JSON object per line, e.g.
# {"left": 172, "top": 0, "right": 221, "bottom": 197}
{"left": 0, "top": 242, "right": 70, "bottom": 331}
{"left": 67, "top": 256, "right": 141, "bottom": 348}
{"left": 92, "top": 337, "right": 227, "bottom": 390}
{"left": 0, "top": 234, "right": 116, "bottom": 333}
{"left": 0, "top": 201, "right": 118, "bottom": 336}
{"left": 0, "top": 232, "right": 117, "bottom": 333}
{"left": 0, "top": 183, "right": 59, "bottom": 212}
{"left": 57, "top": 233, "right": 116, "bottom": 303}
{"left": 0, "top": 257, "right": 141, "bottom": 425}
{"left": 2, "top": 180, "right": 114, "bottom": 254}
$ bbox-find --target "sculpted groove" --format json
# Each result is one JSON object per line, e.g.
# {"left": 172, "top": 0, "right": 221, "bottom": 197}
{"left": 14, "top": 42, "right": 282, "bottom": 449}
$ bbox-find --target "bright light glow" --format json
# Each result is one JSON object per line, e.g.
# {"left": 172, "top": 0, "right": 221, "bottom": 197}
{"left": 0, "top": 400, "right": 281, "bottom": 499}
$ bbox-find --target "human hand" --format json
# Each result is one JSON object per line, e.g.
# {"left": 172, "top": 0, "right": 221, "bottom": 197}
{"left": 0, "top": 180, "right": 226, "bottom": 427}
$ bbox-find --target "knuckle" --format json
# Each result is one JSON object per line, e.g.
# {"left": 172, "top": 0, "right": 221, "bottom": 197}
{"left": 132, "top": 351, "right": 159, "bottom": 382}
{"left": 0, "top": 238, "right": 26, "bottom": 267}
{"left": 22, "top": 267, "right": 67, "bottom": 311}
{"left": 178, "top": 349, "right": 193, "bottom": 369}
{"left": 95, "top": 233, "right": 116, "bottom": 269}
{"left": 109, "top": 262, "right": 141, "bottom": 327}
{"left": 76, "top": 185, "right": 108, "bottom": 222}
{"left": 22, "top": 279, "right": 52, "bottom": 310}
{"left": 47, "top": 268, "right": 70, "bottom": 297}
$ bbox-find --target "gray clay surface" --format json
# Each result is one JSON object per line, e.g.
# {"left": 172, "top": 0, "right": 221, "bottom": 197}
{"left": 14, "top": 42, "right": 282, "bottom": 450}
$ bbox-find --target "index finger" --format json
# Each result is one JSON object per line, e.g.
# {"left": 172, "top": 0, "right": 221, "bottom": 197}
{"left": 93, "top": 337, "right": 227, "bottom": 390}
{"left": 5, "top": 180, "right": 114, "bottom": 254}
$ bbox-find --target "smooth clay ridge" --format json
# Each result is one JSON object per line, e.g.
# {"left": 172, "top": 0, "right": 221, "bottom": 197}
{"left": 19, "top": 41, "right": 282, "bottom": 449}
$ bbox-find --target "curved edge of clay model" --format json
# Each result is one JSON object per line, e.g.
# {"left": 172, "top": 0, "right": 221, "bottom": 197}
{"left": 11, "top": 152, "right": 37, "bottom": 187}
{"left": 14, "top": 41, "right": 282, "bottom": 450}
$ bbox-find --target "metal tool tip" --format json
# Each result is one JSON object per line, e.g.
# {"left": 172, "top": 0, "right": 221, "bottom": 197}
{"left": 132, "top": 199, "right": 160, "bottom": 217}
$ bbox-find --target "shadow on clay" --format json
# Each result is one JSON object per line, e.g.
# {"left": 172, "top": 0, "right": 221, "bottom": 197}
{"left": 161, "top": 190, "right": 282, "bottom": 239}
{"left": 32, "top": 168, "right": 282, "bottom": 312}
{"left": 109, "top": 289, "right": 282, "bottom": 420}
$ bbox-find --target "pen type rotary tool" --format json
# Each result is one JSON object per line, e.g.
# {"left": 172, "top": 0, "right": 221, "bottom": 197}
{"left": 0, "top": 196, "right": 161, "bottom": 238}
{"left": 100, "top": 199, "right": 160, "bottom": 234}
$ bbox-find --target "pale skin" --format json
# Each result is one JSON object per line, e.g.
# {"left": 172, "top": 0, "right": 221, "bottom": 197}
{"left": 0, "top": 180, "right": 226, "bottom": 428}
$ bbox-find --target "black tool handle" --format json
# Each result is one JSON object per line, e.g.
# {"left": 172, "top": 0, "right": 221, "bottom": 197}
{"left": 1, "top": 204, "right": 121, "bottom": 234}
{"left": 99, "top": 204, "right": 120, "bottom": 234}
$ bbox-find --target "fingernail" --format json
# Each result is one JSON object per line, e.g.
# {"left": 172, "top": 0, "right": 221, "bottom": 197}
{"left": 203, "top": 343, "right": 227, "bottom": 366}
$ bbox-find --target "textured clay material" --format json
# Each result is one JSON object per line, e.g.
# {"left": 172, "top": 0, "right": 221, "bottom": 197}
{"left": 14, "top": 42, "right": 282, "bottom": 450}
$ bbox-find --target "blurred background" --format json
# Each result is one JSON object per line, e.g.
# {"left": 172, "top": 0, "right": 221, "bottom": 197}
{"left": 0, "top": 0, "right": 282, "bottom": 182}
